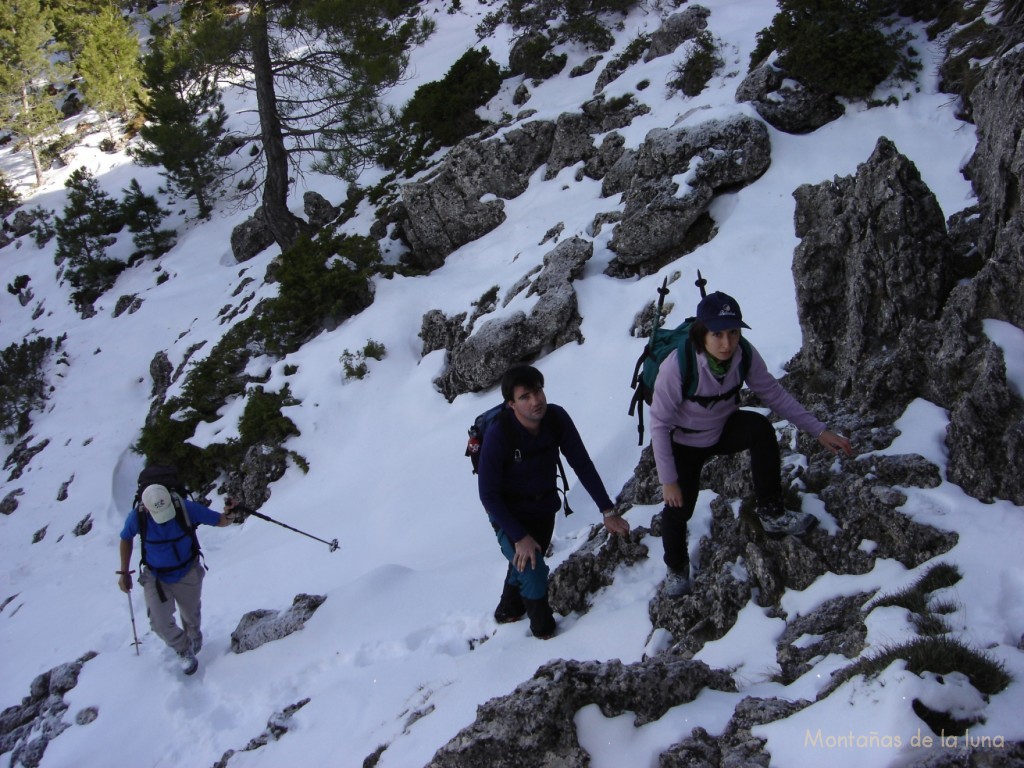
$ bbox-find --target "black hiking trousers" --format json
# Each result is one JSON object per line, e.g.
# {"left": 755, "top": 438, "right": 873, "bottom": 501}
{"left": 661, "top": 410, "right": 780, "bottom": 573}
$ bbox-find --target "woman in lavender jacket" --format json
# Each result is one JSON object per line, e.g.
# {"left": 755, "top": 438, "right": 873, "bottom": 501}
{"left": 649, "top": 291, "right": 852, "bottom": 597}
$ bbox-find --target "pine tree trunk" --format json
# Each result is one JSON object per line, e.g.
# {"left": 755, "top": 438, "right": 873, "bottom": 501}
{"left": 250, "top": 0, "right": 307, "bottom": 250}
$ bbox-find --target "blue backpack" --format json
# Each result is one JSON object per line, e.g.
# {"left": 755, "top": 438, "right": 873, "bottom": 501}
{"left": 628, "top": 276, "right": 752, "bottom": 445}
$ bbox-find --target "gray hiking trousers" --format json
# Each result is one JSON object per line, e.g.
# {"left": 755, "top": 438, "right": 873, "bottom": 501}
{"left": 139, "top": 561, "right": 204, "bottom": 655}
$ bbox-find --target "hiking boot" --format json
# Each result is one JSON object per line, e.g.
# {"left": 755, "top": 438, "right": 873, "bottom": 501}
{"left": 178, "top": 649, "right": 198, "bottom": 676}
{"left": 663, "top": 569, "right": 692, "bottom": 598}
{"left": 522, "top": 596, "right": 556, "bottom": 640}
{"left": 493, "top": 582, "right": 526, "bottom": 624}
{"left": 189, "top": 636, "right": 203, "bottom": 655}
{"left": 757, "top": 501, "right": 815, "bottom": 536}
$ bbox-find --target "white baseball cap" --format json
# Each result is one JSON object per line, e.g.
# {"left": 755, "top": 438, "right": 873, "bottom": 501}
{"left": 141, "top": 484, "right": 175, "bottom": 524}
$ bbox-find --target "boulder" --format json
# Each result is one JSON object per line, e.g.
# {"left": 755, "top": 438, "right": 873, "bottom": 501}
{"left": 0, "top": 652, "right": 97, "bottom": 767}
{"left": 736, "top": 61, "right": 845, "bottom": 134}
{"left": 395, "top": 121, "right": 557, "bottom": 271}
{"left": 230, "top": 594, "right": 326, "bottom": 653}
{"left": 432, "top": 237, "right": 592, "bottom": 400}
{"left": 230, "top": 208, "right": 276, "bottom": 263}
{"left": 606, "top": 116, "right": 771, "bottom": 275}
{"left": 788, "top": 137, "right": 956, "bottom": 414}
{"left": 644, "top": 5, "right": 711, "bottom": 62}
{"left": 302, "top": 191, "right": 340, "bottom": 229}
{"left": 426, "top": 656, "right": 735, "bottom": 768}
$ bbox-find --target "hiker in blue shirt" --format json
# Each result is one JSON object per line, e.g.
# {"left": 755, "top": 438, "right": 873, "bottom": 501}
{"left": 477, "top": 364, "right": 630, "bottom": 638}
{"left": 117, "top": 484, "right": 236, "bottom": 675}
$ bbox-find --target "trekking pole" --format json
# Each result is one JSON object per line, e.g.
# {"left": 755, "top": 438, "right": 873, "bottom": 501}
{"left": 695, "top": 269, "right": 707, "bottom": 298}
{"left": 231, "top": 502, "right": 340, "bottom": 552}
{"left": 118, "top": 570, "right": 142, "bottom": 655}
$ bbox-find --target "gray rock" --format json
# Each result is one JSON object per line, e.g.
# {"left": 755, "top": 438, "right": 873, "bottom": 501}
{"left": 548, "top": 525, "right": 650, "bottom": 617}
{"left": 0, "top": 652, "right": 96, "bottom": 767}
{"left": 230, "top": 208, "right": 276, "bottom": 263}
{"left": 213, "top": 699, "right": 311, "bottom": 768}
{"left": 230, "top": 594, "right": 326, "bottom": 653}
{"left": 776, "top": 592, "right": 872, "bottom": 683}
{"left": 426, "top": 656, "right": 736, "bottom": 768}
{"left": 219, "top": 442, "right": 289, "bottom": 511}
{"left": 4, "top": 438, "right": 49, "bottom": 482}
{"left": 606, "top": 116, "right": 770, "bottom": 274}
{"left": 432, "top": 238, "right": 592, "bottom": 400}
{"left": 788, "top": 137, "right": 956, "bottom": 415}
{"left": 302, "top": 191, "right": 340, "bottom": 229}
{"left": 663, "top": 697, "right": 810, "bottom": 767}
{"left": 1, "top": 488, "right": 23, "bottom": 515}
{"left": 787, "top": 120, "right": 1024, "bottom": 503}
{"left": 9, "top": 210, "right": 36, "bottom": 238}
{"left": 736, "top": 61, "right": 844, "bottom": 134}
{"left": 395, "top": 121, "right": 556, "bottom": 271}
{"left": 644, "top": 5, "right": 712, "bottom": 62}
{"left": 418, "top": 309, "right": 468, "bottom": 357}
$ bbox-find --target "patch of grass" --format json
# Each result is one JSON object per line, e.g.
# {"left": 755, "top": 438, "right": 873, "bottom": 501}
{"left": 829, "top": 636, "right": 1011, "bottom": 698}
{"left": 868, "top": 561, "right": 961, "bottom": 614}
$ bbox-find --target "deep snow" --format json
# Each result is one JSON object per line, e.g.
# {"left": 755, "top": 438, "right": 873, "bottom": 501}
{"left": 2, "top": 1, "right": 1023, "bottom": 767}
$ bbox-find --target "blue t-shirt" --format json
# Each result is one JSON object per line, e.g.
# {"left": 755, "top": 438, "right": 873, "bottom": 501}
{"left": 120, "top": 498, "right": 220, "bottom": 583}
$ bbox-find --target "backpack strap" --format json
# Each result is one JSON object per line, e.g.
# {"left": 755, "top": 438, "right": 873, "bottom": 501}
{"left": 136, "top": 493, "right": 204, "bottom": 584}
{"left": 497, "top": 408, "right": 574, "bottom": 517}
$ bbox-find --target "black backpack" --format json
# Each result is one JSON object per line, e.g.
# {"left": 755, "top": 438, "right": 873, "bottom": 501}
{"left": 465, "top": 403, "right": 573, "bottom": 516}
{"left": 133, "top": 464, "right": 202, "bottom": 575}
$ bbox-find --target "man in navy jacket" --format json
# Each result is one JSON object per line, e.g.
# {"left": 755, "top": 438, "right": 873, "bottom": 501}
{"left": 477, "top": 365, "right": 630, "bottom": 638}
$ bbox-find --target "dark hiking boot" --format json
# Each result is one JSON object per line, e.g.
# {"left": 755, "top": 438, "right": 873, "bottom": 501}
{"left": 523, "top": 596, "right": 557, "bottom": 639}
{"left": 494, "top": 582, "right": 526, "bottom": 624}
{"left": 756, "top": 498, "right": 816, "bottom": 536}
{"left": 663, "top": 569, "right": 692, "bottom": 598}
{"left": 178, "top": 649, "right": 198, "bottom": 676}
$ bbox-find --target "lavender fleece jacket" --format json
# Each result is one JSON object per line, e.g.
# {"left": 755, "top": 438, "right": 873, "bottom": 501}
{"left": 649, "top": 341, "right": 826, "bottom": 486}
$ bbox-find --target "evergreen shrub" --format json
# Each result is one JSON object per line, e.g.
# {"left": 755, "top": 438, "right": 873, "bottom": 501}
{"left": 0, "top": 337, "right": 55, "bottom": 442}
{"left": 766, "top": 0, "right": 921, "bottom": 99}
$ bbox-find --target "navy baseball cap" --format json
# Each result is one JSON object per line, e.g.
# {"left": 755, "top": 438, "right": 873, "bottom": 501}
{"left": 696, "top": 291, "right": 751, "bottom": 332}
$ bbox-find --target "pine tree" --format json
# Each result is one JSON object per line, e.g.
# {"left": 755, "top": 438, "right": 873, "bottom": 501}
{"left": 76, "top": 4, "right": 146, "bottom": 144}
{"left": 131, "top": 24, "right": 228, "bottom": 220}
{"left": 184, "top": 0, "right": 431, "bottom": 249}
{"left": 55, "top": 168, "right": 126, "bottom": 315}
{"left": 121, "top": 179, "right": 176, "bottom": 260}
{"left": 0, "top": 0, "right": 64, "bottom": 186}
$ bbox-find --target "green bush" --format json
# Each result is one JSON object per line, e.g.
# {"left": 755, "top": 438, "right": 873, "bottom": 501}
{"left": 256, "top": 232, "right": 380, "bottom": 355}
{"left": 386, "top": 46, "right": 502, "bottom": 173}
{"left": 0, "top": 172, "right": 20, "bottom": 218}
{"left": 515, "top": 33, "right": 567, "bottom": 79}
{"left": 340, "top": 339, "right": 386, "bottom": 380}
{"left": 179, "top": 322, "right": 255, "bottom": 421}
{"left": 667, "top": 31, "right": 723, "bottom": 97}
{"left": 238, "top": 385, "right": 300, "bottom": 445}
{"left": 767, "top": 0, "right": 922, "bottom": 99}
{"left": 1, "top": 337, "right": 55, "bottom": 442}
{"left": 749, "top": 28, "right": 776, "bottom": 70}
{"left": 55, "top": 168, "right": 126, "bottom": 314}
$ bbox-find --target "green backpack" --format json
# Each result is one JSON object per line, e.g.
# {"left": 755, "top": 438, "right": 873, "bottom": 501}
{"left": 628, "top": 275, "right": 752, "bottom": 445}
